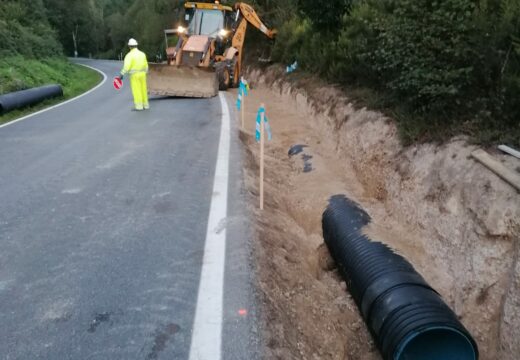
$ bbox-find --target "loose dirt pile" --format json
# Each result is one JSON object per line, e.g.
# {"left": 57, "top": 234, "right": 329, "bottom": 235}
{"left": 235, "top": 65, "right": 520, "bottom": 360}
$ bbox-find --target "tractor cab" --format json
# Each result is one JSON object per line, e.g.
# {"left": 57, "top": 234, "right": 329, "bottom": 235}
{"left": 184, "top": 2, "right": 235, "bottom": 37}
{"left": 187, "top": 9, "right": 224, "bottom": 36}
{"left": 163, "top": 2, "right": 235, "bottom": 64}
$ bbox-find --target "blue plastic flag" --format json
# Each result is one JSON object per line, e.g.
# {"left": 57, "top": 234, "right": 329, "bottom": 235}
{"left": 256, "top": 106, "right": 272, "bottom": 142}
{"left": 236, "top": 78, "right": 249, "bottom": 110}
{"left": 255, "top": 107, "right": 263, "bottom": 141}
{"left": 264, "top": 116, "right": 272, "bottom": 141}
{"left": 240, "top": 79, "right": 249, "bottom": 96}
{"left": 286, "top": 61, "right": 298, "bottom": 74}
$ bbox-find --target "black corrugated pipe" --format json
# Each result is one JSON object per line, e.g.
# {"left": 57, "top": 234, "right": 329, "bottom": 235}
{"left": 0, "top": 85, "right": 63, "bottom": 114}
{"left": 322, "top": 195, "right": 479, "bottom": 360}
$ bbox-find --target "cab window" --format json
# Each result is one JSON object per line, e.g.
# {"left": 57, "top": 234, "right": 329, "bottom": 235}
{"left": 188, "top": 9, "right": 224, "bottom": 36}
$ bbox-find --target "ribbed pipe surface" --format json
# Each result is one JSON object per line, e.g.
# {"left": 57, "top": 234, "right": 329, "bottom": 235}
{"left": 322, "top": 195, "right": 478, "bottom": 360}
{"left": 0, "top": 85, "right": 63, "bottom": 114}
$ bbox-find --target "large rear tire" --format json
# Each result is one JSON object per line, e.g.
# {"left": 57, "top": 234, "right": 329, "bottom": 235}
{"left": 215, "top": 62, "right": 230, "bottom": 91}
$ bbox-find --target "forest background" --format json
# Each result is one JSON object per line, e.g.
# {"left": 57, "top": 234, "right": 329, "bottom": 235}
{"left": 1, "top": 0, "right": 519, "bottom": 145}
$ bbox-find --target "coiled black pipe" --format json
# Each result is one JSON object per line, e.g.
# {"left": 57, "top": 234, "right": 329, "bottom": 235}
{"left": 0, "top": 85, "right": 63, "bottom": 114}
{"left": 322, "top": 195, "right": 478, "bottom": 360}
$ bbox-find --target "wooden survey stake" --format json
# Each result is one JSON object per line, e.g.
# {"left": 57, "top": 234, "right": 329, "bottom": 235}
{"left": 471, "top": 149, "right": 520, "bottom": 192}
{"left": 237, "top": 78, "right": 248, "bottom": 130}
{"left": 256, "top": 102, "right": 271, "bottom": 210}
{"left": 260, "top": 103, "right": 265, "bottom": 210}
{"left": 241, "top": 93, "right": 245, "bottom": 130}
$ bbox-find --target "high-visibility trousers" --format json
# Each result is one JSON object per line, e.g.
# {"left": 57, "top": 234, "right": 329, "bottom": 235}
{"left": 130, "top": 72, "right": 149, "bottom": 110}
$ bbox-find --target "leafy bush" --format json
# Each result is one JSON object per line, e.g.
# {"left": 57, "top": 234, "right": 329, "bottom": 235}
{"left": 333, "top": 2, "right": 382, "bottom": 84}
{"left": 297, "top": 0, "right": 353, "bottom": 33}
{"left": 362, "top": 0, "right": 479, "bottom": 117}
{"left": 271, "top": 0, "right": 520, "bottom": 146}
{"left": 0, "top": 0, "right": 62, "bottom": 58}
{"left": 272, "top": 18, "right": 312, "bottom": 64}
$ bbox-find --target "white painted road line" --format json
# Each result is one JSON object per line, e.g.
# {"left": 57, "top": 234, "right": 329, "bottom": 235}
{"left": 0, "top": 63, "right": 107, "bottom": 130}
{"left": 188, "top": 92, "right": 231, "bottom": 360}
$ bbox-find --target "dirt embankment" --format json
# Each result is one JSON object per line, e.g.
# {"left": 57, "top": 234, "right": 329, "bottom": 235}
{"left": 236, "top": 65, "right": 520, "bottom": 359}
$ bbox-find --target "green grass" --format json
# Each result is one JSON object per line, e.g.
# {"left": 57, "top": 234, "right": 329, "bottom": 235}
{"left": 0, "top": 57, "right": 102, "bottom": 124}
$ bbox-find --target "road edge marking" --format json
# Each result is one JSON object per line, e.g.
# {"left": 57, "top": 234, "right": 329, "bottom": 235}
{"left": 0, "top": 63, "right": 107, "bottom": 130}
{"left": 188, "top": 92, "right": 231, "bottom": 360}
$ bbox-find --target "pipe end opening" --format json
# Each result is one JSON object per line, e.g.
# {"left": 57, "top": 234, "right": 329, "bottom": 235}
{"left": 395, "top": 327, "right": 477, "bottom": 360}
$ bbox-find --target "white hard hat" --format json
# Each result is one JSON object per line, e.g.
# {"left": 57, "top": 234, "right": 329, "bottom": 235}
{"left": 128, "top": 38, "right": 138, "bottom": 46}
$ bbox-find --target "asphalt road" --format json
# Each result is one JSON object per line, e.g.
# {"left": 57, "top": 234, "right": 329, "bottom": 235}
{"left": 0, "top": 60, "right": 260, "bottom": 359}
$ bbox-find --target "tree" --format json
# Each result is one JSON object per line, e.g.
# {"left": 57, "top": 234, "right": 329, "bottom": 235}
{"left": 0, "top": 0, "right": 62, "bottom": 58}
{"left": 297, "top": 0, "right": 353, "bottom": 33}
{"left": 43, "top": 0, "right": 104, "bottom": 56}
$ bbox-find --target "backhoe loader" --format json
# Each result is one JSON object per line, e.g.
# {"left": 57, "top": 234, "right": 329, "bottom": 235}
{"left": 147, "top": 1, "right": 276, "bottom": 98}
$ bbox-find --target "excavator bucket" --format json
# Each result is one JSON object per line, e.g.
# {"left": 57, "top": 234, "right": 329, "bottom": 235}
{"left": 147, "top": 63, "right": 218, "bottom": 98}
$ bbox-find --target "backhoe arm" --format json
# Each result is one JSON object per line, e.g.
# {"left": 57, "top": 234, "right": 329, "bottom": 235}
{"left": 215, "top": 2, "right": 275, "bottom": 87}
{"left": 227, "top": 2, "right": 276, "bottom": 82}
{"left": 234, "top": 2, "right": 277, "bottom": 40}
{"left": 231, "top": 2, "right": 276, "bottom": 52}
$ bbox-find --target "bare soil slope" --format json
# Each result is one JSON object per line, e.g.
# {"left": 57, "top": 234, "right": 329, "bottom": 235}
{"left": 235, "top": 66, "right": 520, "bottom": 360}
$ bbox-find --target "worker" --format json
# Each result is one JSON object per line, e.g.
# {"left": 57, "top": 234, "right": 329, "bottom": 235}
{"left": 118, "top": 38, "right": 149, "bottom": 111}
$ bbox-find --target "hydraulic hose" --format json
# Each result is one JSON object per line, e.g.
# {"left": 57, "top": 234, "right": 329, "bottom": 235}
{"left": 0, "top": 85, "right": 63, "bottom": 114}
{"left": 322, "top": 195, "right": 478, "bottom": 360}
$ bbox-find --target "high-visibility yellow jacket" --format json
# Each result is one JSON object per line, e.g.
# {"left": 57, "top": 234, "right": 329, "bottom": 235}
{"left": 121, "top": 48, "right": 148, "bottom": 76}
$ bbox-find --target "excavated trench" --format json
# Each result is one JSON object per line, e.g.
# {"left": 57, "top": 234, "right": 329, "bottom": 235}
{"left": 236, "top": 65, "right": 520, "bottom": 360}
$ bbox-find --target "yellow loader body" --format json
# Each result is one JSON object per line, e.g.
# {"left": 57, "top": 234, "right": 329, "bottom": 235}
{"left": 148, "top": 2, "right": 275, "bottom": 98}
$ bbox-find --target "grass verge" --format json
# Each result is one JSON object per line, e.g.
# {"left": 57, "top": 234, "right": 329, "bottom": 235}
{"left": 0, "top": 57, "right": 102, "bottom": 125}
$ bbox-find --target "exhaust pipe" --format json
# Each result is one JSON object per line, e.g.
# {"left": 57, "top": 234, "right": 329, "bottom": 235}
{"left": 322, "top": 195, "right": 479, "bottom": 360}
{"left": 0, "top": 85, "right": 63, "bottom": 115}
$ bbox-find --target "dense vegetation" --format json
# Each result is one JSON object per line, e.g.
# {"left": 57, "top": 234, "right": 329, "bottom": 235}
{"left": 1, "top": 0, "right": 518, "bottom": 145}
{"left": 265, "top": 0, "right": 520, "bottom": 145}
{"left": 0, "top": 0, "right": 62, "bottom": 58}
{"left": 0, "top": 0, "right": 101, "bottom": 120}
{"left": 42, "top": 0, "right": 185, "bottom": 60}
{"left": 0, "top": 0, "right": 184, "bottom": 60}
{"left": 0, "top": 57, "right": 101, "bottom": 123}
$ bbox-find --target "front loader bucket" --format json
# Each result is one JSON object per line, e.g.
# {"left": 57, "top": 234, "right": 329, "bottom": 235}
{"left": 147, "top": 63, "right": 218, "bottom": 98}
